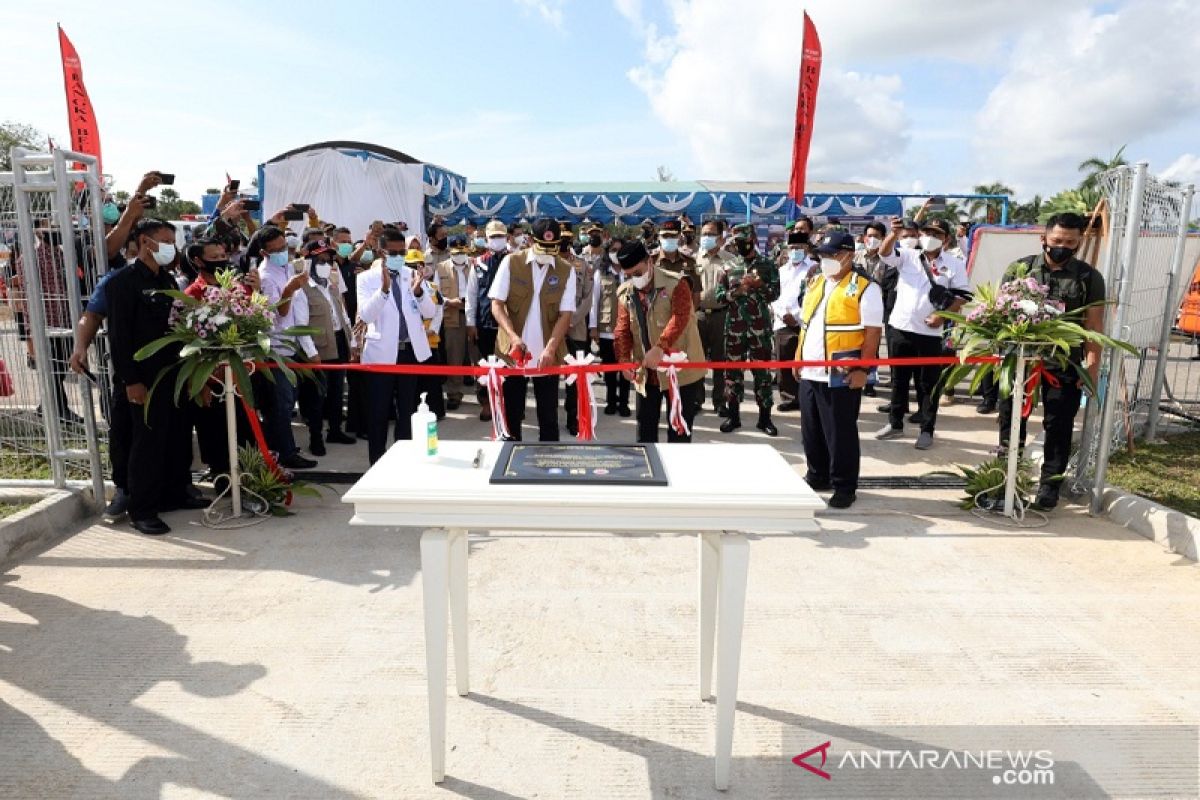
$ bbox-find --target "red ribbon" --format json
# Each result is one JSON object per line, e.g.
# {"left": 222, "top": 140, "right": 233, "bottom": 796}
{"left": 1022, "top": 362, "right": 1062, "bottom": 418}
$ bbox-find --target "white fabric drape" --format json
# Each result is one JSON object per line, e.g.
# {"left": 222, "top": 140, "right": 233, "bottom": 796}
{"left": 262, "top": 149, "right": 425, "bottom": 240}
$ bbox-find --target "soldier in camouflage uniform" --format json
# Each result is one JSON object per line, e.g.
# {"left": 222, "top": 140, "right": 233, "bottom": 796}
{"left": 715, "top": 223, "right": 781, "bottom": 436}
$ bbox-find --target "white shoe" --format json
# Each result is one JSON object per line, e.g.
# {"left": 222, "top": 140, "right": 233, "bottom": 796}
{"left": 874, "top": 424, "right": 904, "bottom": 441}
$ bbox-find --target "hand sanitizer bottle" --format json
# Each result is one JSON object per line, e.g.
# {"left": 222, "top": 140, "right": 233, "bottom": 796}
{"left": 411, "top": 393, "right": 438, "bottom": 457}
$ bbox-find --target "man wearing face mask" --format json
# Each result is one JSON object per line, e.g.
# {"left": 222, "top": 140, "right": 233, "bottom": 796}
{"left": 105, "top": 219, "right": 205, "bottom": 535}
{"left": 855, "top": 221, "right": 887, "bottom": 280}
{"left": 772, "top": 230, "right": 811, "bottom": 413}
{"left": 695, "top": 219, "right": 736, "bottom": 416}
{"left": 654, "top": 220, "right": 698, "bottom": 305}
{"left": 792, "top": 231, "right": 884, "bottom": 509}
{"left": 613, "top": 240, "right": 705, "bottom": 442}
{"left": 435, "top": 235, "right": 478, "bottom": 411}
{"left": 559, "top": 222, "right": 595, "bottom": 437}
{"left": 590, "top": 236, "right": 632, "bottom": 416}
{"left": 470, "top": 220, "right": 510, "bottom": 420}
{"left": 488, "top": 218, "right": 577, "bottom": 441}
{"left": 996, "top": 212, "right": 1106, "bottom": 511}
{"left": 298, "top": 240, "right": 356, "bottom": 453}
{"left": 715, "top": 224, "right": 781, "bottom": 436}
{"left": 357, "top": 231, "right": 438, "bottom": 465}
{"left": 875, "top": 217, "right": 919, "bottom": 409}
{"left": 256, "top": 226, "right": 321, "bottom": 469}
{"left": 875, "top": 218, "right": 969, "bottom": 450}
{"left": 426, "top": 221, "right": 450, "bottom": 266}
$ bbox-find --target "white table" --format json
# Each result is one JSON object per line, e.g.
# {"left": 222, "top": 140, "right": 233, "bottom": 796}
{"left": 343, "top": 440, "right": 823, "bottom": 790}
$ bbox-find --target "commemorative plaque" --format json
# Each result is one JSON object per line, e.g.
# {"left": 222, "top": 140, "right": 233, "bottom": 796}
{"left": 489, "top": 442, "right": 668, "bottom": 486}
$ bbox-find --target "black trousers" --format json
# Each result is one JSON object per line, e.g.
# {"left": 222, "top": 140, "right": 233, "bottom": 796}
{"left": 474, "top": 328, "right": 499, "bottom": 405}
{"left": 108, "top": 385, "right": 131, "bottom": 491}
{"left": 636, "top": 380, "right": 701, "bottom": 443}
{"left": 798, "top": 379, "right": 863, "bottom": 494}
{"left": 124, "top": 377, "right": 193, "bottom": 521}
{"left": 366, "top": 348, "right": 420, "bottom": 465}
{"left": 596, "top": 338, "right": 630, "bottom": 410}
{"left": 346, "top": 366, "right": 368, "bottom": 437}
{"left": 563, "top": 337, "right": 589, "bottom": 428}
{"left": 191, "top": 384, "right": 254, "bottom": 476}
{"left": 418, "top": 339, "right": 446, "bottom": 418}
{"left": 998, "top": 366, "right": 1083, "bottom": 488}
{"left": 775, "top": 327, "right": 800, "bottom": 400}
{"left": 502, "top": 374, "right": 560, "bottom": 442}
{"left": 323, "top": 330, "right": 350, "bottom": 435}
{"left": 887, "top": 327, "right": 943, "bottom": 434}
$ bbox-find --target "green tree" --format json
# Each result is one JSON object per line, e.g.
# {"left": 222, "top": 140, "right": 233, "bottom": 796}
{"left": 145, "top": 187, "right": 201, "bottom": 220}
{"left": 0, "top": 121, "right": 49, "bottom": 171}
{"left": 1037, "top": 189, "right": 1094, "bottom": 224}
{"left": 968, "top": 182, "right": 1014, "bottom": 223}
{"left": 1078, "top": 145, "right": 1128, "bottom": 192}
{"left": 113, "top": 190, "right": 130, "bottom": 203}
{"left": 1010, "top": 195, "right": 1043, "bottom": 225}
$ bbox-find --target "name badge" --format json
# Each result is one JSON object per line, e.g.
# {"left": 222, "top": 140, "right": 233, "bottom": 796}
{"left": 547, "top": 274, "right": 560, "bottom": 287}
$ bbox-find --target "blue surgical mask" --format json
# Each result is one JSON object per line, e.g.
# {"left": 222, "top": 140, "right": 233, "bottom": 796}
{"left": 659, "top": 237, "right": 679, "bottom": 253}
{"left": 102, "top": 202, "right": 120, "bottom": 224}
{"left": 788, "top": 249, "right": 805, "bottom": 264}
{"left": 700, "top": 235, "right": 717, "bottom": 252}
{"left": 473, "top": 237, "right": 487, "bottom": 249}
{"left": 385, "top": 254, "right": 405, "bottom": 271}
{"left": 360, "top": 249, "right": 374, "bottom": 264}
{"left": 268, "top": 250, "right": 289, "bottom": 267}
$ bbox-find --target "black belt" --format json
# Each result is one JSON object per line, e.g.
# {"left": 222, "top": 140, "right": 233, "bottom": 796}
{"left": 397, "top": 340, "right": 411, "bottom": 352}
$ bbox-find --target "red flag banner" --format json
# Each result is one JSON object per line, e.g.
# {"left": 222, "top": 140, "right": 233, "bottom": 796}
{"left": 788, "top": 12, "right": 822, "bottom": 209}
{"left": 57, "top": 25, "right": 102, "bottom": 174}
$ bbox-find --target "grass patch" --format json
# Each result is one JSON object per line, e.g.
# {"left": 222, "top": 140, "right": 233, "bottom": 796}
{"left": 1107, "top": 430, "right": 1200, "bottom": 517}
{"left": 0, "top": 501, "right": 33, "bottom": 519}
{"left": 0, "top": 453, "right": 53, "bottom": 481}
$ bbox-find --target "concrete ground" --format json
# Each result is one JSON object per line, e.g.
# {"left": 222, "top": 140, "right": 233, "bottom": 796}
{"left": 1, "top": 379, "right": 1198, "bottom": 798}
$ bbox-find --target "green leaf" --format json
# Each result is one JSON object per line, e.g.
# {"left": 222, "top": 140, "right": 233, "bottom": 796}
{"left": 229, "top": 359, "right": 256, "bottom": 409}
{"left": 133, "top": 332, "right": 190, "bottom": 361}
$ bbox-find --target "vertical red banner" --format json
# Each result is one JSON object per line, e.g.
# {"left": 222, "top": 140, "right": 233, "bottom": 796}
{"left": 788, "top": 12, "right": 822, "bottom": 211}
{"left": 57, "top": 24, "right": 102, "bottom": 174}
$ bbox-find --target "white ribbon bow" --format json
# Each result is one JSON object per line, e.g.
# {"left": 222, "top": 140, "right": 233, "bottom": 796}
{"left": 478, "top": 355, "right": 511, "bottom": 440}
{"left": 656, "top": 352, "right": 692, "bottom": 437}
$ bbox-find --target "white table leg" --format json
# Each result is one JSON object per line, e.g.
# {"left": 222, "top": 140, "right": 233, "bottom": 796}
{"left": 714, "top": 532, "right": 749, "bottom": 791}
{"left": 448, "top": 527, "right": 469, "bottom": 697}
{"left": 698, "top": 532, "right": 720, "bottom": 701}
{"left": 420, "top": 529, "right": 450, "bottom": 784}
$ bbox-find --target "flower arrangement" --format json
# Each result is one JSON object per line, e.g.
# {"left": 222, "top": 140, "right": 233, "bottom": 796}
{"left": 237, "top": 444, "right": 320, "bottom": 516}
{"left": 134, "top": 268, "right": 315, "bottom": 409}
{"left": 938, "top": 264, "right": 1134, "bottom": 400}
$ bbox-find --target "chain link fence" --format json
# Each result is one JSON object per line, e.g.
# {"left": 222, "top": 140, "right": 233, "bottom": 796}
{"left": 0, "top": 148, "right": 107, "bottom": 497}
{"left": 1073, "top": 163, "right": 1198, "bottom": 508}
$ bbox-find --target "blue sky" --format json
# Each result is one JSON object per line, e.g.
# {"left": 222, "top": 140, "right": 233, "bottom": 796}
{"left": 5, "top": 0, "right": 1198, "bottom": 203}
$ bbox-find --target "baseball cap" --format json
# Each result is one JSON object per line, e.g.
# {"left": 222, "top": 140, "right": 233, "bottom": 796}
{"left": 484, "top": 220, "right": 507, "bottom": 237}
{"left": 920, "top": 219, "right": 952, "bottom": 237}
{"left": 815, "top": 231, "right": 856, "bottom": 255}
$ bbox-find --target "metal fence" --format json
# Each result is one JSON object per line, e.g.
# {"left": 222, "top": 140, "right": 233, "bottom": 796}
{"left": 1072, "top": 162, "right": 1197, "bottom": 511}
{"left": 0, "top": 148, "right": 107, "bottom": 499}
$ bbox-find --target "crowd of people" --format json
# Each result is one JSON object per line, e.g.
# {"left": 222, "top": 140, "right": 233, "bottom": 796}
{"left": 6, "top": 172, "right": 1105, "bottom": 532}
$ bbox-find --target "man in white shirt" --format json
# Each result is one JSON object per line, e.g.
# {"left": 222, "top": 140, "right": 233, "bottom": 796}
{"left": 489, "top": 218, "right": 577, "bottom": 441}
{"left": 874, "top": 218, "right": 969, "bottom": 450}
{"left": 773, "top": 230, "right": 813, "bottom": 412}
{"left": 257, "top": 226, "right": 320, "bottom": 469}
{"left": 793, "top": 231, "right": 884, "bottom": 509}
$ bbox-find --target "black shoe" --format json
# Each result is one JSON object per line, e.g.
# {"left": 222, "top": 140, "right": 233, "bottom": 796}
{"left": 827, "top": 492, "right": 856, "bottom": 509}
{"left": 447, "top": 398, "right": 462, "bottom": 411}
{"left": 720, "top": 408, "right": 741, "bottom": 434}
{"left": 618, "top": 406, "right": 632, "bottom": 418}
{"left": 279, "top": 453, "right": 318, "bottom": 470}
{"left": 1032, "top": 486, "right": 1060, "bottom": 511}
{"left": 908, "top": 412, "right": 925, "bottom": 424}
{"left": 863, "top": 385, "right": 877, "bottom": 398}
{"left": 566, "top": 422, "right": 579, "bottom": 437}
{"left": 162, "top": 495, "right": 209, "bottom": 512}
{"left": 604, "top": 404, "right": 618, "bottom": 416}
{"left": 877, "top": 403, "right": 893, "bottom": 414}
{"left": 326, "top": 431, "right": 356, "bottom": 445}
{"left": 131, "top": 516, "right": 171, "bottom": 536}
{"left": 777, "top": 399, "right": 800, "bottom": 412}
{"left": 976, "top": 402, "right": 997, "bottom": 414}
{"left": 805, "top": 477, "right": 832, "bottom": 492}
{"left": 755, "top": 408, "right": 778, "bottom": 437}
{"left": 309, "top": 437, "right": 326, "bottom": 457}
{"left": 104, "top": 489, "right": 129, "bottom": 518}
{"left": 716, "top": 405, "right": 729, "bottom": 417}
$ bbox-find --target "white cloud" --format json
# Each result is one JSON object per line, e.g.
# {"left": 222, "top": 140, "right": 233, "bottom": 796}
{"left": 1160, "top": 154, "right": 1200, "bottom": 187}
{"left": 514, "top": 0, "right": 566, "bottom": 30}
{"left": 972, "top": 1, "right": 1200, "bottom": 195}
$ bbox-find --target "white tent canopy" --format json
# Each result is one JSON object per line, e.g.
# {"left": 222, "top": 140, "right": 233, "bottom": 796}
{"left": 258, "top": 142, "right": 466, "bottom": 241}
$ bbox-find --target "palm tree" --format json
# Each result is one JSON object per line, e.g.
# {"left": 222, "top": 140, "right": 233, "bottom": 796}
{"left": 1010, "top": 195, "right": 1043, "bottom": 225}
{"left": 968, "top": 182, "right": 1014, "bottom": 223}
{"left": 1078, "top": 145, "right": 1127, "bottom": 192}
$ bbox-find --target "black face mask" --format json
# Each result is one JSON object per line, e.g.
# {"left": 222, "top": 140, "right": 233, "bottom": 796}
{"left": 200, "top": 258, "right": 229, "bottom": 272}
{"left": 736, "top": 240, "right": 754, "bottom": 257}
{"left": 1044, "top": 244, "right": 1077, "bottom": 264}
{"left": 588, "top": 235, "right": 603, "bottom": 247}
{"left": 434, "top": 237, "right": 448, "bottom": 251}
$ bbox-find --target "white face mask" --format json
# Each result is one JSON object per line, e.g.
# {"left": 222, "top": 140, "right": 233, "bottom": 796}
{"left": 788, "top": 249, "right": 805, "bottom": 264}
{"left": 285, "top": 235, "right": 300, "bottom": 250}
{"left": 451, "top": 254, "right": 468, "bottom": 265}
{"left": 487, "top": 237, "right": 507, "bottom": 252}
{"left": 516, "top": 235, "right": 530, "bottom": 248}
{"left": 609, "top": 252, "right": 620, "bottom": 265}
{"left": 152, "top": 242, "right": 176, "bottom": 266}
{"left": 315, "top": 262, "right": 332, "bottom": 280}
{"left": 898, "top": 236, "right": 918, "bottom": 250}
{"left": 631, "top": 270, "right": 652, "bottom": 289}
{"left": 919, "top": 235, "right": 942, "bottom": 253}
{"left": 864, "top": 236, "right": 881, "bottom": 251}
{"left": 820, "top": 257, "right": 843, "bottom": 278}
{"left": 699, "top": 235, "right": 718, "bottom": 252}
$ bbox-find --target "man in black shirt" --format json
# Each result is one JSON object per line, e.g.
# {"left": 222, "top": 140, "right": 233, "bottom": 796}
{"left": 105, "top": 219, "right": 203, "bottom": 535}
{"left": 997, "top": 212, "right": 1107, "bottom": 510}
